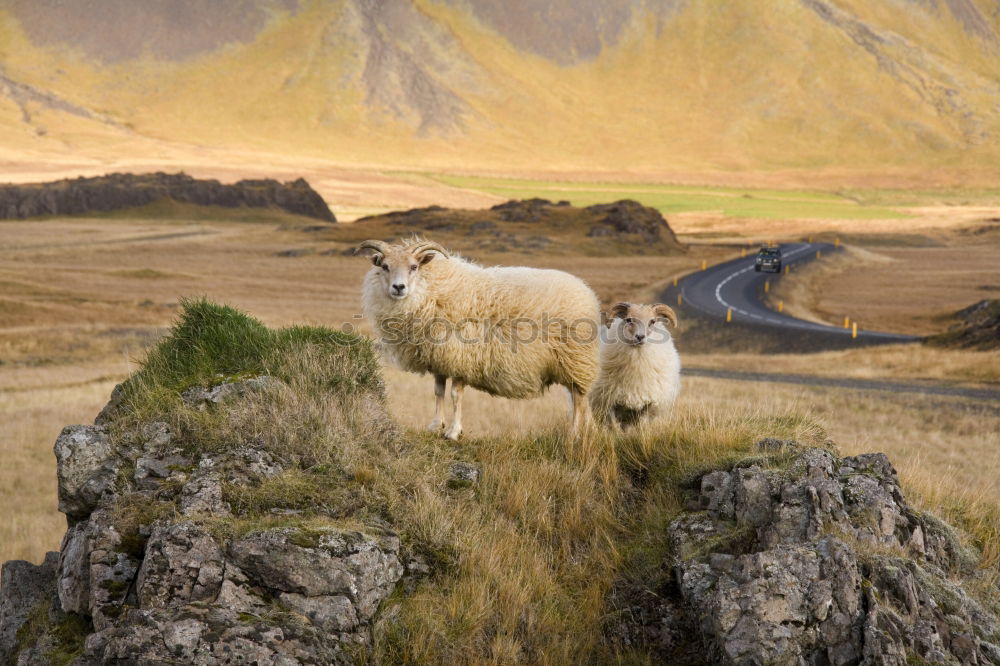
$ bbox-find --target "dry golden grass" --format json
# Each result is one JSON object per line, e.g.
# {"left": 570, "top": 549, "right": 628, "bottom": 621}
{"left": 686, "top": 343, "right": 1000, "bottom": 387}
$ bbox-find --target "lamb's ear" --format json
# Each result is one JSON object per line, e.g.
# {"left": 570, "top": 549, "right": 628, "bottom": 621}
{"left": 653, "top": 304, "right": 678, "bottom": 328}
{"left": 608, "top": 302, "right": 631, "bottom": 321}
{"left": 418, "top": 251, "right": 437, "bottom": 265}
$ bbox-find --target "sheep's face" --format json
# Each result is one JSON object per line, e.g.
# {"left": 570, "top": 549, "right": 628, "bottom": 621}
{"left": 607, "top": 302, "right": 678, "bottom": 346}
{"left": 358, "top": 240, "right": 447, "bottom": 301}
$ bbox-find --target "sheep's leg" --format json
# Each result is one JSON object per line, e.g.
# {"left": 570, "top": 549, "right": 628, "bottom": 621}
{"left": 428, "top": 374, "right": 447, "bottom": 433}
{"left": 444, "top": 378, "right": 465, "bottom": 441}
{"left": 569, "top": 386, "right": 591, "bottom": 438}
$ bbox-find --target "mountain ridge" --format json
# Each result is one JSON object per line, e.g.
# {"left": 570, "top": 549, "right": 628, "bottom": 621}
{"left": 1, "top": 0, "right": 998, "bottom": 175}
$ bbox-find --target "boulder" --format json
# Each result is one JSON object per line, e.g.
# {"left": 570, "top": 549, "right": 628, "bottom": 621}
{"left": 610, "top": 446, "right": 1000, "bottom": 664}
{"left": 53, "top": 425, "right": 117, "bottom": 522}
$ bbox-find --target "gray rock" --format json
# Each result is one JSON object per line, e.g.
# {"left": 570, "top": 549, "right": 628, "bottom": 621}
{"left": 228, "top": 527, "right": 403, "bottom": 622}
{"left": 133, "top": 452, "right": 190, "bottom": 490}
{"left": 181, "top": 375, "right": 285, "bottom": 410}
{"left": 56, "top": 509, "right": 139, "bottom": 628}
{"left": 56, "top": 520, "right": 94, "bottom": 615}
{"left": 179, "top": 473, "right": 231, "bottom": 516}
{"left": 448, "top": 461, "right": 481, "bottom": 487}
{"left": 0, "top": 552, "right": 59, "bottom": 663}
{"left": 279, "top": 592, "right": 359, "bottom": 633}
{"left": 139, "top": 421, "right": 172, "bottom": 452}
{"left": 53, "top": 425, "right": 117, "bottom": 521}
{"left": 137, "top": 522, "right": 226, "bottom": 609}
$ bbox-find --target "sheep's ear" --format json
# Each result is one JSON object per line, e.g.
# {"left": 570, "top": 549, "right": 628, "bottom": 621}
{"left": 418, "top": 251, "right": 437, "bottom": 265}
{"left": 653, "top": 304, "right": 678, "bottom": 328}
{"left": 370, "top": 254, "right": 383, "bottom": 267}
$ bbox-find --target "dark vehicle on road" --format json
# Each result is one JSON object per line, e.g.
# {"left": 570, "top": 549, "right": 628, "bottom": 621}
{"left": 755, "top": 246, "right": 782, "bottom": 273}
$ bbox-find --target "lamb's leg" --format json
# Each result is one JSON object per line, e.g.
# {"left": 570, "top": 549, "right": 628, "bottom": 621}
{"left": 428, "top": 374, "right": 447, "bottom": 433}
{"left": 569, "top": 386, "right": 591, "bottom": 438}
{"left": 444, "top": 378, "right": 465, "bottom": 441}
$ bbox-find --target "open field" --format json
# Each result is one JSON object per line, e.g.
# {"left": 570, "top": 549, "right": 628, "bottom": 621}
{"left": 1, "top": 190, "right": 998, "bottom": 567}
{"left": 429, "top": 174, "right": 910, "bottom": 220}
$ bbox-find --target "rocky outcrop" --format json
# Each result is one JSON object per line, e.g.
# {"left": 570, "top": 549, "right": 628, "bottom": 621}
{"left": 928, "top": 299, "right": 1000, "bottom": 351}
{"left": 2, "top": 376, "right": 402, "bottom": 664}
{"left": 351, "top": 198, "right": 684, "bottom": 255}
{"left": 584, "top": 199, "right": 681, "bottom": 246}
{"left": 609, "top": 443, "right": 1000, "bottom": 664}
{"left": 0, "top": 172, "right": 335, "bottom": 222}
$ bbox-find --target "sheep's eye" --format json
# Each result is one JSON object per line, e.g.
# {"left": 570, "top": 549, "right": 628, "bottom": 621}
{"left": 382, "top": 264, "right": 389, "bottom": 272}
{"left": 410, "top": 264, "right": 417, "bottom": 272}
{"left": 649, "top": 320, "right": 655, "bottom": 326}
{"left": 625, "top": 317, "right": 635, "bottom": 324}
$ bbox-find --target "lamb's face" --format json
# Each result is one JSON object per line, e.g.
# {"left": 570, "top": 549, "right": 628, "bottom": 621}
{"left": 607, "top": 302, "right": 678, "bottom": 346}
{"left": 358, "top": 240, "right": 446, "bottom": 301}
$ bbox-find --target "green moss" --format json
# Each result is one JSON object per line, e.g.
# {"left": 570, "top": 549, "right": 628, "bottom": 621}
{"left": 13, "top": 604, "right": 92, "bottom": 666}
{"left": 13, "top": 601, "right": 49, "bottom": 659}
{"left": 112, "top": 498, "right": 178, "bottom": 558}
{"left": 222, "top": 468, "right": 363, "bottom": 519}
{"left": 288, "top": 528, "right": 325, "bottom": 550}
{"left": 99, "top": 579, "right": 129, "bottom": 595}
{"left": 46, "top": 614, "right": 92, "bottom": 665}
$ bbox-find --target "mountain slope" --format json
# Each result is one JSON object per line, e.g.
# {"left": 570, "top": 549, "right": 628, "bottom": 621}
{"left": 0, "top": 0, "right": 998, "bottom": 175}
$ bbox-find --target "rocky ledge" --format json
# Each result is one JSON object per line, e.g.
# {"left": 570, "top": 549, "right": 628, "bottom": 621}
{"left": 1, "top": 377, "right": 401, "bottom": 665}
{"left": 609, "top": 441, "right": 1000, "bottom": 665}
{"left": 0, "top": 172, "right": 336, "bottom": 222}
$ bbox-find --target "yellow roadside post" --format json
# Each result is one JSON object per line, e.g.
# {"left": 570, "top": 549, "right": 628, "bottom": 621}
{"left": 835, "top": 238, "right": 841, "bottom": 248}
{"left": 741, "top": 248, "right": 746, "bottom": 257}
{"left": 677, "top": 294, "right": 683, "bottom": 306}
{"left": 778, "top": 300, "right": 784, "bottom": 313}
{"left": 673, "top": 277, "right": 678, "bottom": 287}
{"left": 726, "top": 307, "right": 732, "bottom": 322}
{"left": 764, "top": 280, "right": 770, "bottom": 293}
{"left": 816, "top": 250, "right": 822, "bottom": 259}
{"left": 843, "top": 317, "right": 850, "bottom": 329}
{"left": 852, "top": 322, "right": 858, "bottom": 339}
{"left": 701, "top": 259, "right": 707, "bottom": 270}
{"left": 784, "top": 265, "right": 790, "bottom": 274}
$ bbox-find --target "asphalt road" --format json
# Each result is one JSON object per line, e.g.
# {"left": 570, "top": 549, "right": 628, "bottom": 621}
{"left": 676, "top": 242, "right": 920, "bottom": 343}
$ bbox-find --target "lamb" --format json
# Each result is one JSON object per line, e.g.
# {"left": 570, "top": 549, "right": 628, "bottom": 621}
{"left": 358, "top": 238, "right": 601, "bottom": 440}
{"left": 589, "top": 302, "right": 681, "bottom": 428}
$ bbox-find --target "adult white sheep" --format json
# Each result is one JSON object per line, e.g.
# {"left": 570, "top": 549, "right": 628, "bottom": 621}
{"left": 358, "top": 238, "right": 601, "bottom": 440}
{"left": 589, "top": 302, "right": 681, "bottom": 428}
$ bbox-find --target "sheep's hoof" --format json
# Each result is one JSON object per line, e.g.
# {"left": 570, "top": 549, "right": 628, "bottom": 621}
{"left": 444, "top": 426, "right": 462, "bottom": 441}
{"left": 427, "top": 420, "right": 445, "bottom": 433}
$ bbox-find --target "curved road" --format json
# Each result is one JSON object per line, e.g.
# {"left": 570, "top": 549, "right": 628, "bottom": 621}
{"left": 675, "top": 242, "right": 919, "bottom": 343}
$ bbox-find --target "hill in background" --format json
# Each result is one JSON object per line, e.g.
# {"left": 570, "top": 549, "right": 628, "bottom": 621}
{"left": 1, "top": 0, "right": 999, "bottom": 180}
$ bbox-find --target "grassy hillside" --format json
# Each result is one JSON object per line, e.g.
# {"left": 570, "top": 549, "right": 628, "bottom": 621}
{"left": 90, "top": 300, "right": 1000, "bottom": 662}
{"left": 0, "top": 0, "right": 998, "bottom": 177}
